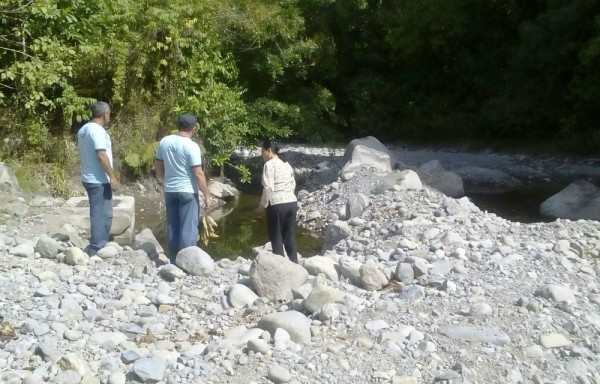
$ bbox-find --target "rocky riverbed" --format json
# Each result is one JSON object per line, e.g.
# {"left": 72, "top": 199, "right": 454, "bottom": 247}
{"left": 1, "top": 140, "right": 600, "bottom": 384}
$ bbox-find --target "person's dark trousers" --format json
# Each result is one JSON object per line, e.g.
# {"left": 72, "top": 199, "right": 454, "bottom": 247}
{"left": 82, "top": 182, "right": 113, "bottom": 255}
{"left": 266, "top": 201, "right": 298, "bottom": 263}
{"left": 165, "top": 192, "right": 200, "bottom": 263}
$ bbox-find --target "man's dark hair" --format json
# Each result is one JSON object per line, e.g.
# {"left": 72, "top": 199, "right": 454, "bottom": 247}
{"left": 178, "top": 114, "right": 197, "bottom": 131}
{"left": 91, "top": 101, "right": 110, "bottom": 118}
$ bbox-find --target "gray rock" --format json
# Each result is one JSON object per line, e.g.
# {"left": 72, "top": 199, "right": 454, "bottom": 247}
{"left": 107, "top": 372, "right": 126, "bottom": 384}
{"left": 302, "top": 256, "right": 339, "bottom": 281}
{"left": 439, "top": 326, "right": 510, "bottom": 346}
{"left": 250, "top": 251, "right": 308, "bottom": 301}
{"left": 228, "top": 284, "right": 258, "bottom": 308}
{"left": 541, "top": 180, "right": 600, "bottom": 220}
{"left": 359, "top": 261, "right": 389, "bottom": 291}
{"left": 57, "top": 353, "right": 89, "bottom": 377}
{"left": 134, "top": 228, "right": 164, "bottom": 258}
{"left": 0, "top": 195, "right": 29, "bottom": 217}
{"left": 304, "top": 283, "right": 348, "bottom": 313}
{"left": 88, "top": 332, "right": 127, "bottom": 346}
{"left": 9, "top": 243, "right": 34, "bottom": 258}
{"left": 420, "top": 170, "right": 464, "bottom": 197}
{"left": 535, "top": 284, "right": 577, "bottom": 305}
{"left": 35, "top": 235, "right": 59, "bottom": 259}
{"left": 133, "top": 358, "right": 166, "bottom": 383}
{"left": 121, "top": 348, "right": 147, "bottom": 364}
{"left": 540, "top": 333, "right": 571, "bottom": 348}
{"left": 54, "top": 370, "right": 81, "bottom": 384}
{"left": 60, "top": 297, "right": 83, "bottom": 320}
{"left": 338, "top": 256, "right": 362, "bottom": 280}
{"left": 0, "top": 162, "right": 19, "bottom": 191}
{"left": 159, "top": 264, "right": 185, "bottom": 281}
{"left": 322, "top": 220, "right": 352, "bottom": 251}
{"left": 398, "top": 285, "right": 425, "bottom": 301}
{"left": 224, "top": 326, "right": 264, "bottom": 347}
{"left": 35, "top": 342, "right": 62, "bottom": 363}
{"left": 208, "top": 180, "right": 240, "bottom": 200}
{"left": 96, "top": 246, "right": 118, "bottom": 259}
{"left": 267, "top": 363, "right": 292, "bottom": 383}
{"left": 175, "top": 246, "right": 214, "bottom": 276}
{"left": 257, "top": 311, "right": 311, "bottom": 344}
{"left": 341, "top": 145, "right": 392, "bottom": 182}
{"left": 342, "top": 136, "right": 391, "bottom": 164}
{"left": 247, "top": 339, "right": 271, "bottom": 355}
{"left": 365, "top": 320, "right": 389, "bottom": 332}
{"left": 395, "top": 263, "right": 414, "bottom": 283}
{"left": 346, "top": 193, "right": 370, "bottom": 219}
{"left": 373, "top": 170, "right": 422, "bottom": 194}
{"left": 64, "top": 247, "right": 89, "bottom": 266}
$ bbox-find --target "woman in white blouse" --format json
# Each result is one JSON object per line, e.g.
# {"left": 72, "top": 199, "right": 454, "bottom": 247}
{"left": 257, "top": 140, "right": 298, "bottom": 263}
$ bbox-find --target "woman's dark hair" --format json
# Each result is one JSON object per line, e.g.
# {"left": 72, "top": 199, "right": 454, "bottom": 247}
{"left": 262, "top": 139, "right": 287, "bottom": 162}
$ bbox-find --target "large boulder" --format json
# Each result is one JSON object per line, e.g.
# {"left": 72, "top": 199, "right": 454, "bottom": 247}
{"left": 372, "top": 170, "right": 422, "bottom": 195}
{"left": 0, "top": 162, "right": 19, "bottom": 192}
{"left": 342, "top": 136, "right": 391, "bottom": 164}
{"left": 257, "top": 311, "right": 311, "bottom": 344}
{"left": 209, "top": 180, "right": 240, "bottom": 202}
{"left": 134, "top": 228, "right": 164, "bottom": 258}
{"left": 340, "top": 145, "right": 392, "bottom": 181}
{"left": 175, "top": 246, "right": 214, "bottom": 276}
{"left": 249, "top": 251, "right": 309, "bottom": 301}
{"left": 418, "top": 161, "right": 464, "bottom": 197}
{"left": 322, "top": 220, "right": 352, "bottom": 251}
{"left": 540, "top": 180, "right": 600, "bottom": 221}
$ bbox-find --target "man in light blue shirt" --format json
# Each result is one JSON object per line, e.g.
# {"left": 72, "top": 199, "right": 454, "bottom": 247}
{"left": 77, "top": 101, "right": 120, "bottom": 255}
{"left": 154, "top": 114, "right": 211, "bottom": 262}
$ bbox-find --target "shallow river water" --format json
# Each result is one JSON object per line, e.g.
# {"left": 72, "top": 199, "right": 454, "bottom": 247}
{"left": 135, "top": 193, "right": 322, "bottom": 260}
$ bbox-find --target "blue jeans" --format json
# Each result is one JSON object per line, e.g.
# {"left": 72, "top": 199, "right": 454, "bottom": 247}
{"left": 165, "top": 192, "right": 200, "bottom": 262}
{"left": 83, "top": 182, "right": 113, "bottom": 254}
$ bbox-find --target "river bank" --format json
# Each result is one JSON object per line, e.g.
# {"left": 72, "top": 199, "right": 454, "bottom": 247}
{"left": 1, "top": 141, "right": 600, "bottom": 383}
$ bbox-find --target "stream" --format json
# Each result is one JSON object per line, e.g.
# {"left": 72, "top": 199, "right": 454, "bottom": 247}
{"left": 135, "top": 193, "right": 323, "bottom": 260}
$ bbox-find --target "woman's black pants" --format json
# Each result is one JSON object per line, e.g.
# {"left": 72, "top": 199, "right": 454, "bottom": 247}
{"left": 266, "top": 201, "right": 298, "bottom": 263}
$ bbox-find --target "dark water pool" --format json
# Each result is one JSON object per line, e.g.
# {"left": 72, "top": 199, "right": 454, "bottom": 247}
{"left": 135, "top": 194, "right": 322, "bottom": 260}
{"left": 467, "top": 185, "right": 560, "bottom": 223}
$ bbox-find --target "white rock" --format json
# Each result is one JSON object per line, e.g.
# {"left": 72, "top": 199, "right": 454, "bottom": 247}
{"left": 268, "top": 364, "right": 292, "bottom": 383}
{"left": 540, "top": 333, "right": 571, "bottom": 348}
{"left": 9, "top": 243, "right": 34, "bottom": 258}
{"left": 257, "top": 311, "right": 311, "bottom": 344}
{"left": 535, "top": 284, "right": 577, "bottom": 305}
{"left": 96, "top": 246, "right": 118, "bottom": 259}
{"left": 302, "top": 256, "right": 339, "bottom": 281}
{"left": 133, "top": 358, "right": 166, "bottom": 383}
{"left": 64, "top": 247, "right": 89, "bottom": 266}
{"left": 250, "top": 251, "right": 308, "bottom": 301}
{"left": 228, "top": 284, "right": 259, "bottom": 308}
{"left": 359, "top": 261, "right": 389, "bottom": 291}
{"left": 175, "top": 246, "right": 214, "bottom": 276}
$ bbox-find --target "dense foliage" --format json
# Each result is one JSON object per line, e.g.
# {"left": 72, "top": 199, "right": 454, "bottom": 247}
{"left": 1, "top": 0, "right": 600, "bottom": 190}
